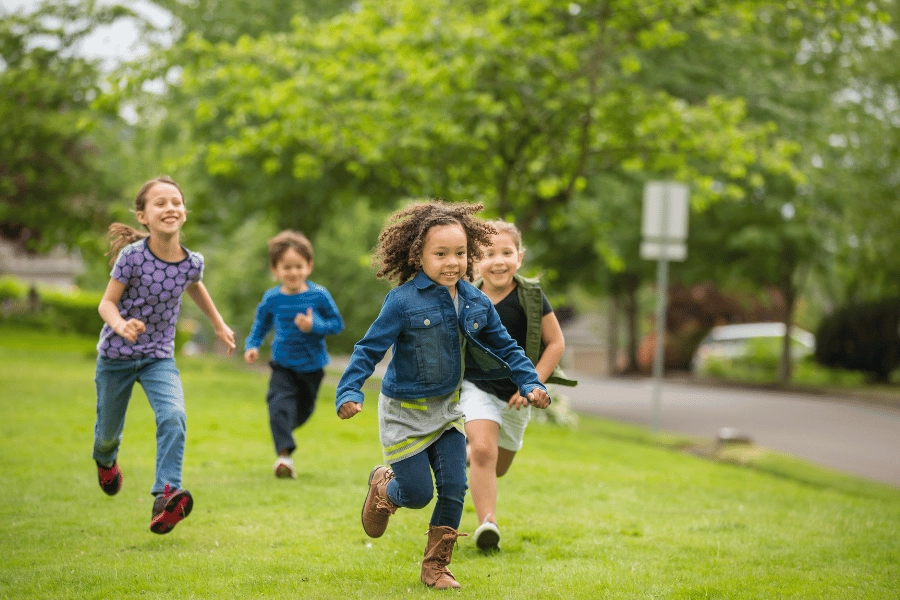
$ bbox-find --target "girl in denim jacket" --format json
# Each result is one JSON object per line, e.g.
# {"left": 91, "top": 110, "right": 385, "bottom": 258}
{"left": 336, "top": 201, "right": 550, "bottom": 590}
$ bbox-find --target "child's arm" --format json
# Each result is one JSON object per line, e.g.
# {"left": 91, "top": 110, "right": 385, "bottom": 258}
{"left": 534, "top": 311, "right": 565, "bottom": 382}
{"left": 335, "top": 294, "right": 401, "bottom": 416}
{"left": 186, "top": 282, "right": 236, "bottom": 355}
{"left": 507, "top": 311, "right": 565, "bottom": 412}
{"left": 478, "top": 301, "right": 550, "bottom": 407}
{"left": 297, "top": 289, "right": 345, "bottom": 336}
{"left": 244, "top": 295, "right": 274, "bottom": 364}
{"left": 98, "top": 278, "right": 145, "bottom": 342}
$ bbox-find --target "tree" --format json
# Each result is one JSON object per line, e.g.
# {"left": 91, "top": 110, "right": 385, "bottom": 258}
{"left": 114, "top": 0, "right": 886, "bottom": 361}
{"left": 0, "top": 0, "right": 135, "bottom": 251}
{"left": 141, "top": 0, "right": 804, "bottom": 250}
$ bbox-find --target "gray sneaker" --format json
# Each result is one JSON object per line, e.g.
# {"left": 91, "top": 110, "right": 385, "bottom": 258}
{"left": 473, "top": 515, "right": 500, "bottom": 550}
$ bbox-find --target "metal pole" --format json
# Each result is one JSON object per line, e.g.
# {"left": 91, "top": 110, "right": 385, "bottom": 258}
{"left": 650, "top": 187, "right": 670, "bottom": 433}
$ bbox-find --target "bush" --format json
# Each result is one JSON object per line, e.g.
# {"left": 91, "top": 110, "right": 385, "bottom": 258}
{"left": 0, "top": 276, "right": 28, "bottom": 301}
{"left": 815, "top": 299, "right": 900, "bottom": 383}
{"left": 38, "top": 288, "right": 105, "bottom": 337}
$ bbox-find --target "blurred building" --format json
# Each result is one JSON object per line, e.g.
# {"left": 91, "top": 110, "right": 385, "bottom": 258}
{"left": 0, "top": 237, "right": 84, "bottom": 289}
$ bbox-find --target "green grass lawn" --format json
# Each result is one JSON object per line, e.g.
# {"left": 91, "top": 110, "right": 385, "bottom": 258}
{"left": 2, "top": 327, "right": 899, "bottom": 599}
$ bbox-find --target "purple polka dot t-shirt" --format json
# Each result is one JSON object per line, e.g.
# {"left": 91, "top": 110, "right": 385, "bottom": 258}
{"left": 97, "top": 238, "right": 204, "bottom": 359}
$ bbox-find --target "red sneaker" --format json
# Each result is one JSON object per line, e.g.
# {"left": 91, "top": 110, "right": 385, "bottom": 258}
{"left": 150, "top": 484, "right": 193, "bottom": 534}
{"left": 96, "top": 461, "right": 122, "bottom": 496}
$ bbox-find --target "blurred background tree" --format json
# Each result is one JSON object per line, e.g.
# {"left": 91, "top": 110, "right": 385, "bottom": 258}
{"left": 3, "top": 0, "right": 898, "bottom": 383}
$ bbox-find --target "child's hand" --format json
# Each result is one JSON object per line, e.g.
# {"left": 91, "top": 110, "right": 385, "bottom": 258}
{"left": 216, "top": 324, "right": 236, "bottom": 355}
{"left": 527, "top": 388, "right": 551, "bottom": 409}
{"left": 506, "top": 392, "right": 531, "bottom": 411}
{"left": 294, "top": 308, "right": 314, "bottom": 333}
{"left": 244, "top": 348, "right": 259, "bottom": 364}
{"left": 338, "top": 401, "right": 362, "bottom": 420}
{"left": 115, "top": 318, "right": 145, "bottom": 343}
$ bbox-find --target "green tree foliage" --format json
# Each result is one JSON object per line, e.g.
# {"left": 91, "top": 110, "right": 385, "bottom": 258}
{"left": 134, "top": 0, "right": 805, "bottom": 245}
{"left": 109, "top": 0, "right": 896, "bottom": 379}
{"left": 810, "top": 1, "right": 900, "bottom": 304}
{"left": 151, "top": 0, "right": 353, "bottom": 44}
{"left": 0, "top": 0, "right": 134, "bottom": 251}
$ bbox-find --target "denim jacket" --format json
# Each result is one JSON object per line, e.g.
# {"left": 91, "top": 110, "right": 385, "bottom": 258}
{"left": 336, "top": 271, "right": 548, "bottom": 410}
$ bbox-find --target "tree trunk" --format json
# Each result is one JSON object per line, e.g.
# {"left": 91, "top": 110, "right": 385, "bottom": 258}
{"left": 623, "top": 280, "right": 640, "bottom": 373}
{"left": 606, "top": 294, "right": 619, "bottom": 376}
{"left": 778, "top": 277, "right": 797, "bottom": 385}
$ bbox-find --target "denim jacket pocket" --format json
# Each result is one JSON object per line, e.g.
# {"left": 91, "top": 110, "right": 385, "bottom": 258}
{"left": 406, "top": 308, "right": 445, "bottom": 385}
{"left": 462, "top": 307, "right": 490, "bottom": 336}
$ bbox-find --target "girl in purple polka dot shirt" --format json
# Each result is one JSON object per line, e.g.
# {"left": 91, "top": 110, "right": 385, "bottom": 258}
{"left": 92, "top": 176, "right": 236, "bottom": 534}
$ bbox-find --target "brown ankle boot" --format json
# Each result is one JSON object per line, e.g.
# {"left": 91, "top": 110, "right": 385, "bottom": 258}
{"left": 361, "top": 465, "right": 398, "bottom": 538}
{"left": 420, "top": 525, "right": 466, "bottom": 589}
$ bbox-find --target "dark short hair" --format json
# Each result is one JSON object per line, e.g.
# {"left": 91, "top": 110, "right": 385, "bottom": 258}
{"left": 268, "top": 230, "right": 314, "bottom": 268}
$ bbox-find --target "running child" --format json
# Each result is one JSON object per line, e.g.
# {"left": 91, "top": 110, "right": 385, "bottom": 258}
{"left": 244, "top": 230, "right": 344, "bottom": 478}
{"left": 93, "top": 176, "right": 236, "bottom": 534}
{"left": 335, "top": 201, "right": 550, "bottom": 590}
{"left": 461, "top": 220, "right": 576, "bottom": 551}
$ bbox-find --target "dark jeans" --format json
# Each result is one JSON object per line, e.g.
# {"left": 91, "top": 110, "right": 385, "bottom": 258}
{"left": 266, "top": 363, "right": 325, "bottom": 455}
{"left": 386, "top": 428, "right": 468, "bottom": 529}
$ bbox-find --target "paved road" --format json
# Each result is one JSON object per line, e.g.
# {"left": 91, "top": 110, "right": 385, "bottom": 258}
{"left": 562, "top": 373, "right": 900, "bottom": 487}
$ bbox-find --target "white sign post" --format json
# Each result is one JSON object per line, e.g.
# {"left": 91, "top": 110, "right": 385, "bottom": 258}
{"left": 641, "top": 181, "right": 689, "bottom": 433}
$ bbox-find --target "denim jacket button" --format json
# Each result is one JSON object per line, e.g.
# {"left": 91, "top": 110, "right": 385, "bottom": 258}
{"left": 424, "top": 318, "right": 430, "bottom": 326}
{"left": 473, "top": 322, "right": 479, "bottom": 329}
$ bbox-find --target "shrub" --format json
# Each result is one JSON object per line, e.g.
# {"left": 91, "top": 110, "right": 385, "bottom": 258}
{"left": 0, "top": 276, "right": 28, "bottom": 301}
{"left": 38, "top": 288, "right": 104, "bottom": 337}
{"left": 815, "top": 299, "right": 900, "bottom": 383}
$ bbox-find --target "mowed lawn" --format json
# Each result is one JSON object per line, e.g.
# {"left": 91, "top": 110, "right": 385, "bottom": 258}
{"left": 1, "top": 328, "right": 898, "bottom": 599}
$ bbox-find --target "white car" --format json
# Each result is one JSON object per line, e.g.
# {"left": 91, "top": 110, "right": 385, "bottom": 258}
{"left": 691, "top": 322, "right": 816, "bottom": 375}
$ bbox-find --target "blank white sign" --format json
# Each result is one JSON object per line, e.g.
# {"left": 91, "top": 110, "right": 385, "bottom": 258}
{"left": 641, "top": 181, "right": 690, "bottom": 241}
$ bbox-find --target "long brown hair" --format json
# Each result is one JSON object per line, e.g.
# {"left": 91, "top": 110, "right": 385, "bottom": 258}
{"left": 106, "top": 176, "right": 185, "bottom": 265}
{"left": 373, "top": 200, "right": 496, "bottom": 284}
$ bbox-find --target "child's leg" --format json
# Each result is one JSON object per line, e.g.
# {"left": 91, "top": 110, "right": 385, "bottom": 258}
{"left": 93, "top": 358, "right": 137, "bottom": 467}
{"left": 137, "top": 358, "right": 186, "bottom": 495}
{"left": 495, "top": 400, "right": 530, "bottom": 479}
{"left": 292, "top": 369, "right": 324, "bottom": 431}
{"left": 385, "top": 451, "right": 436, "bottom": 510}
{"left": 426, "top": 428, "right": 468, "bottom": 529}
{"left": 463, "top": 419, "right": 500, "bottom": 525}
{"left": 266, "top": 364, "right": 300, "bottom": 455}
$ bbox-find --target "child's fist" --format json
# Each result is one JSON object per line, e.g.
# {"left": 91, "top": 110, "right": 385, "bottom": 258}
{"left": 527, "top": 388, "right": 551, "bottom": 409}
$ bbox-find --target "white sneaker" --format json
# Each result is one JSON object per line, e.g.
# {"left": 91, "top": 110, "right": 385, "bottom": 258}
{"left": 473, "top": 515, "right": 501, "bottom": 550}
{"left": 273, "top": 456, "right": 297, "bottom": 479}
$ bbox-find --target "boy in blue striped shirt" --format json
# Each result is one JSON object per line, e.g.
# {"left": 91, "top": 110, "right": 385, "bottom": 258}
{"left": 245, "top": 230, "right": 344, "bottom": 478}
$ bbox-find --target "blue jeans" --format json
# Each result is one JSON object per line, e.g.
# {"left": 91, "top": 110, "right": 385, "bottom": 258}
{"left": 386, "top": 428, "right": 468, "bottom": 529}
{"left": 93, "top": 357, "right": 186, "bottom": 495}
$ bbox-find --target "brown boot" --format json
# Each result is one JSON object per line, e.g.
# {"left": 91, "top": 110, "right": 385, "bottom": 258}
{"left": 361, "top": 465, "right": 398, "bottom": 538}
{"left": 420, "top": 525, "right": 466, "bottom": 590}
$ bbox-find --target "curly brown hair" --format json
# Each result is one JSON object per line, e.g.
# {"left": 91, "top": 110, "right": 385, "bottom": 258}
{"left": 373, "top": 200, "right": 497, "bottom": 284}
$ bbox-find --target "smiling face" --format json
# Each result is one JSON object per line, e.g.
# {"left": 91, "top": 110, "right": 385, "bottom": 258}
{"left": 478, "top": 231, "right": 523, "bottom": 295}
{"left": 136, "top": 182, "right": 186, "bottom": 238}
{"left": 272, "top": 247, "right": 313, "bottom": 294}
{"left": 420, "top": 222, "right": 468, "bottom": 294}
